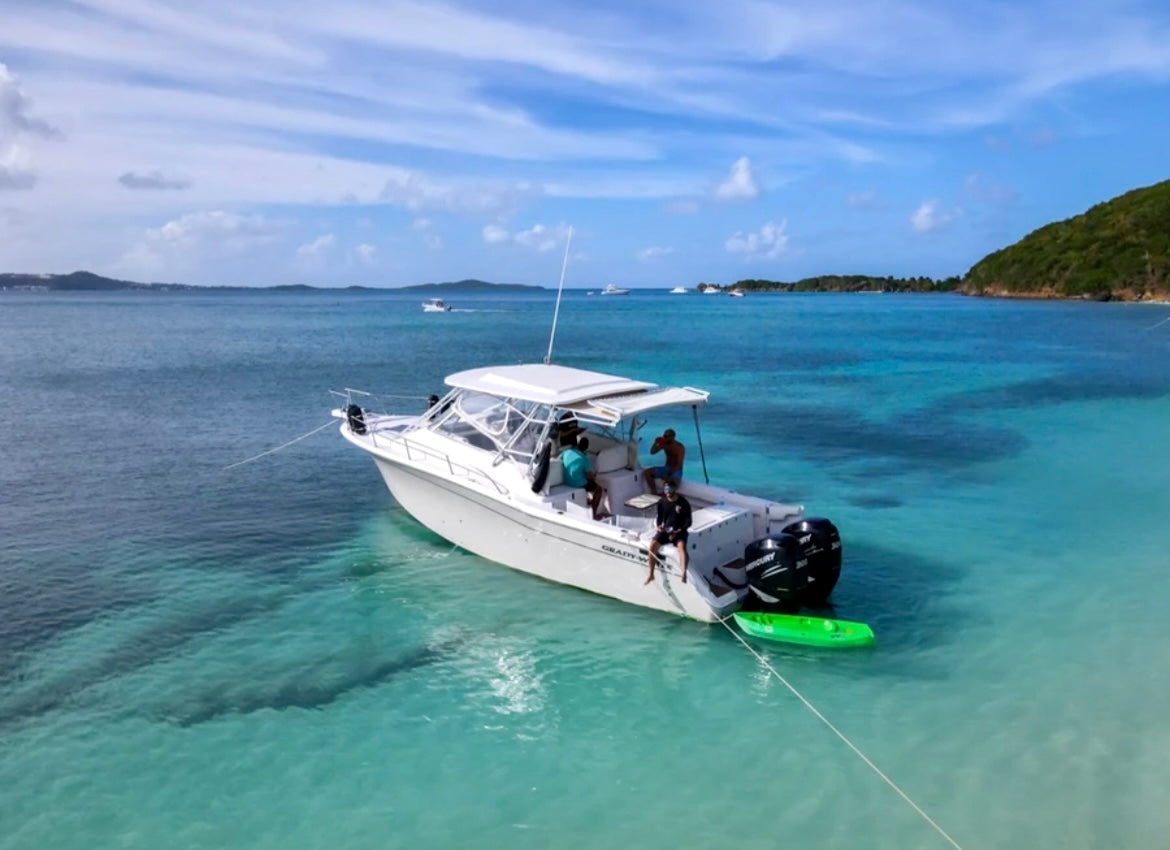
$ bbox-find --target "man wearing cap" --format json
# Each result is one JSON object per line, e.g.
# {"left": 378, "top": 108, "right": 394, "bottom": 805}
{"left": 645, "top": 481, "right": 692, "bottom": 584}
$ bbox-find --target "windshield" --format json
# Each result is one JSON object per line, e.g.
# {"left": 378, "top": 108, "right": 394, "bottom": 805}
{"left": 430, "top": 391, "right": 553, "bottom": 462}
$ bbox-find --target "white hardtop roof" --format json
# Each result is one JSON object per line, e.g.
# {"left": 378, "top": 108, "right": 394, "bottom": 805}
{"left": 445, "top": 363, "right": 708, "bottom": 422}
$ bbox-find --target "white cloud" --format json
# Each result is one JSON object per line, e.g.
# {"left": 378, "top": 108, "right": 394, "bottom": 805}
{"left": 116, "top": 209, "right": 287, "bottom": 278}
{"left": 356, "top": 243, "right": 376, "bottom": 263}
{"left": 514, "top": 223, "right": 568, "bottom": 252}
{"left": 380, "top": 173, "right": 533, "bottom": 213}
{"left": 725, "top": 220, "right": 789, "bottom": 259}
{"left": 482, "top": 223, "right": 510, "bottom": 244}
{"left": 482, "top": 222, "right": 570, "bottom": 252}
{"left": 638, "top": 246, "right": 673, "bottom": 262}
{"left": 412, "top": 217, "right": 432, "bottom": 230}
{"left": 714, "top": 156, "right": 758, "bottom": 201}
{"left": 847, "top": 190, "right": 877, "bottom": 209}
{"left": 297, "top": 233, "right": 335, "bottom": 258}
{"left": 910, "top": 200, "right": 961, "bottom": 232}
{"left": 152, "top": 210, "right": 284, "bottom": 247}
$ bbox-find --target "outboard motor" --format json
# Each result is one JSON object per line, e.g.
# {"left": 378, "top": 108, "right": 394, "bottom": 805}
{"left": 345, "top": 403, "right": 367, "bottom": 435}
{"left": 743, "top": 533, "right": 811, "bottom": 613}
{"left": 781, "top": 517, "right": 842, "bottom": 605}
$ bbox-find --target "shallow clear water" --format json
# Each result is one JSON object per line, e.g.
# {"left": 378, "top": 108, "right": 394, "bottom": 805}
{"left": 2, "top": 290, "right": 1169, "bottom": 849}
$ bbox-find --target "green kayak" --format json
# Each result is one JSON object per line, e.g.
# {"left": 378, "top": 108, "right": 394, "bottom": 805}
{"left": 732, "top": 611, "right": 876, "bottom": 648}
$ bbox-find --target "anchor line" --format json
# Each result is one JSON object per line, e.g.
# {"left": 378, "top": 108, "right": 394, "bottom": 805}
{"left": 717, "top": 616, "right": 968, "bottom": 850}
{"left": 223, "top": 419, "right": 336, "bottom": 470}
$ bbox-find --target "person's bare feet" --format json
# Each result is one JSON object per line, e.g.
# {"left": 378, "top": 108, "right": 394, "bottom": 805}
{"left": 681, "top": 571, "right": 687, "bottom": 584}
{"left": 643, "top": 573, "right": 654, "bottom": 585}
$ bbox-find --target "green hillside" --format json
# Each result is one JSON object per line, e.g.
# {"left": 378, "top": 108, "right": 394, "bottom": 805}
{"left": 720, "top": 275, "right": 959, "bottom": 293}
{"left": 963, "top": 179, "right": 1170, "bottom": 299}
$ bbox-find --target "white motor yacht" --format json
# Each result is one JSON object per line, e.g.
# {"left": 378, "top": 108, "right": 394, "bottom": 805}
{"left": 422, "top": 298, "right": 452, "bottom": 312}
{"left": 333, "top": 363, "right": 842, "bottom": 621}
{"left": 670, "top": 286, "right": 688, "bottom": 294}
{"left": 728, "top": 289, "right": 746, "bottom": 298}
{"left": 599, "top": 284, "right": 631, "bottom": 296}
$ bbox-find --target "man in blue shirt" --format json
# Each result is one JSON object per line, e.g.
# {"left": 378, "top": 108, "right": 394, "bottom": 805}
{"left": 560, "top": 437, "right": 607, "bottom": 520}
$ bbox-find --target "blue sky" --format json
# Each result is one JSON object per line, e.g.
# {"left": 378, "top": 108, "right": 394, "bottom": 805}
{"left": 1, "top": 0, "right": 1168, "bottom": 288}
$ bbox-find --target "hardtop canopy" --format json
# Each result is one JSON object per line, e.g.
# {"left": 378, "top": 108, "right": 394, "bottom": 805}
{"left": 444, "top": 363, "right": 709, "bottom": 425}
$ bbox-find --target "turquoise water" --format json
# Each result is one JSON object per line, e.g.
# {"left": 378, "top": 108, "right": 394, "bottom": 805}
{"left": 2, "top": 290, "right": 1169, "bottom": 849}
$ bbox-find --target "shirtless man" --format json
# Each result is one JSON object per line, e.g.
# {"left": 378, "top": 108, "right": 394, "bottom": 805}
{"left": 643, "top": 428, "right": 685, "bottom": 495}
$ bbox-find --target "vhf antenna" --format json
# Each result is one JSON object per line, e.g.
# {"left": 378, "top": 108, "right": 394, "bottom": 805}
{"left": 544, "top": 226, "right": 573, "bottom": 365}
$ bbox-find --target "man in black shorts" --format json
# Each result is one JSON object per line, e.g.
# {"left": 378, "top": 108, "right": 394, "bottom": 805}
{"left": 645, "top": 481, "right": 692, "bottom": 584}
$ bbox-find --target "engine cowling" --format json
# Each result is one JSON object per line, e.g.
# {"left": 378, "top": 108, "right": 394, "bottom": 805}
{"left": 742, "top": 517, "right": 842, "bottom": 611}
{"left": 743, "top": 533, "right": 810, "bottom": 612}
{"left": 780, "top": 517, "right": 842, "bottom": 605}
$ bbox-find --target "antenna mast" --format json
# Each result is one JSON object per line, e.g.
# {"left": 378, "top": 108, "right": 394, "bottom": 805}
{"left": 544, "top": 226, "right": 573, "bottom": 365}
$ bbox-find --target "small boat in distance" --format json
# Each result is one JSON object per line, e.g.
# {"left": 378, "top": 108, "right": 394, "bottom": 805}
{"left": 728, "top": 289, "right": 745, "bottom": 298}
{"left": 422, "top": 298, "right": 452, "bottom": 312}
{"left": 700, "top": 285, "right": 721, "bottom": 294}
{"left": 600, "top": 284, "right": 631, "bottom": 296}
{"left": 670, "top": 286, "right": 688, "bottom": 294}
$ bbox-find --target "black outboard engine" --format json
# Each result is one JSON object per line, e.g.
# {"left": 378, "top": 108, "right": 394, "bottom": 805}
{"left": 781, "top": 517, "right": 842, "bottom": 605}
{"left": 743, "top": 533, "right": 811, "bottom": 613}
{"left": 742, "top": 517, "right": 842, "bottom": 611}
{"left": 345, "top": 403, "right": 367, "bottom": 435}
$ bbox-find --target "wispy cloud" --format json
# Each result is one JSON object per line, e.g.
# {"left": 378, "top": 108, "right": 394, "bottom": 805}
{"left": 910, "top": 201, "right": 961, "bottom": 233}
{"left": 714, "top": 157, "right": 759, "bottom": 201}
{"left": 726, "top": 220, "right": 789, "bottom": 260}
{"left": 514, "top": 223, "right": 569, "bottom": 252}
{"left": 296, "top": 233, "right": 335, "bottom": 258}
{"left": 481, "top": 222, "right": 571, "bottom": 252}
{"left": 638, "top": 246, "right": 673, "bottom": 262}
{"left": 117, "top": 209, "right": 286, "bottom": 279}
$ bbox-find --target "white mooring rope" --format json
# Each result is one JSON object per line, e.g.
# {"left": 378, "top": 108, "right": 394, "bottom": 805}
{"left": 717, "top": 616, "right": 968, "bottom": 850}
{"left": 223, "top": 419, "right": 337, "bottom": 470}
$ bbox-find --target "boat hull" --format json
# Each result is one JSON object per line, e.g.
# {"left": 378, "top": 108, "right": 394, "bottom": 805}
{"left": 369, "top": 454, "right": 732, "bottom": 621}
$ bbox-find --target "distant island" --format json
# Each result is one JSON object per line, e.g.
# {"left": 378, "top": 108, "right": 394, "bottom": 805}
{"left": 700, "top": 275, "right": 960, "bottom": 294}
{"left": 0, "top": 272, "right": 543, "bottom": 293}
{"left": 4, "top": 180, "right": 1168, "bottom": 300}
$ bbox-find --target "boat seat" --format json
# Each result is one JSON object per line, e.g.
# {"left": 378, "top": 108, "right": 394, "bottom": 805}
{"left": 591, "top": 442, "right": 629, "bottom": 473}
{"left": 544, "top": 458, "right": 565, "bottom": 490}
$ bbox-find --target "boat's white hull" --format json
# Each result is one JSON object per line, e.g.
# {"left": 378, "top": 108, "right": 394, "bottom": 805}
{"left": 367, "top": 454, "right": 730, "bottom": 621}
